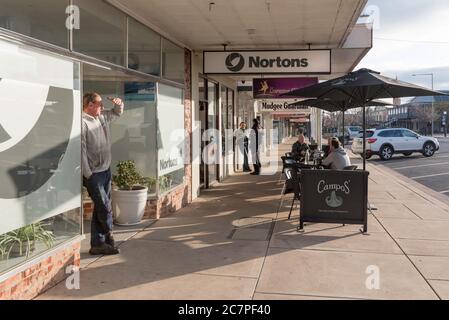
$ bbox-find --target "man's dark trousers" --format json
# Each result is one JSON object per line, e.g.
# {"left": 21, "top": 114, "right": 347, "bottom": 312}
{"left": 83, "top": 169, "right": 113, "bottom": 247}
{"left": 238, "top": 138, "right": 251, "bottom": 171}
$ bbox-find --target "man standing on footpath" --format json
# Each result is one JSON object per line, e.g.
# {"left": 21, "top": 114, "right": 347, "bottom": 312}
{"left": 82, "top": 92, "right": 124, "bottom": 255}
{"left": 234, "top": 122, "right": 251, "bottom": 172}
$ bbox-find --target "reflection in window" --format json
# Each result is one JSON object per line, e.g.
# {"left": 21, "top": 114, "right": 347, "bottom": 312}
{"left": 128, "top": 18, "right": 161, "bottom": 76}
{"left": 82, "top": 64, "right": 157, "bottom": 195}
{"left": 0, "top": 0, "right": 69, "bottom": 48}
{"left": 73, "top": 0, "right": 126, "bottom": 66}
{"left": 0, "top": 38, "right": 81, "bottom": 274}
{"left": 157, "top": 84, "right": 185, "bottom": 193}
{"left": 0, "top": 209, "right": 81, "bottom": 274}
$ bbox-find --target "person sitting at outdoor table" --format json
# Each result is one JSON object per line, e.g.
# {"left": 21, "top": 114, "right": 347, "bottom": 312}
{"left": 321, "top": 137, "right": 351, "bottom": 170}
{"left": 291, "top": 133, "right": 309, "bottom": 163}
{"left": 322, "top": 137, "right": 332, "bottom": 158}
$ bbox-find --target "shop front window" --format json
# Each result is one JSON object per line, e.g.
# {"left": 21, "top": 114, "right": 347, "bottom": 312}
{"left": 73, "top": 0, "right": 126, "bottom": 66}
{"left": 82, "top": 64, "right": 157, "bottom": 195}
{"left": 157, "top": 84, "right": 185, "bottom": 193}
{"left": 128, "top": 17, "right": 161, "bottom": 76}
{"left": 0, "top": 38, "right": 81, "bottom": 274}
{"left": 0, "top": 0, "right": 69, "bottom": 48}
{"left": 161, "top": 38, "right": 184, "bottom": 84}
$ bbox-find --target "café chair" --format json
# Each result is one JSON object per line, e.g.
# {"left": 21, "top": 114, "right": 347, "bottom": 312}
{"left": 343, "top": 165, "right": 358, "bottom": 171}
{"left": 278, "top": 156, "right": 297, "bottom": 183}
{"left": 277, "top": 167, "right": 301, "bottom": 220}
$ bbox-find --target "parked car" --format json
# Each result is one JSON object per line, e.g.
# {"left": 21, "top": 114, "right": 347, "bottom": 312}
{"left": 345, "top": 126, "right": 363, "bottom": 140}
{"left": 351, "top": 128, "right": 440, "bottom": 160}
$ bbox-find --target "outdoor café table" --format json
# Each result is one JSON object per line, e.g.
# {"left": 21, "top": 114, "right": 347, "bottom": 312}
{"left": 298, "top": 168, "right": 369, "bottom": 233}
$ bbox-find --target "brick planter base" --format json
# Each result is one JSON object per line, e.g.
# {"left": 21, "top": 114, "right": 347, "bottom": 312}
{"left": 0, "top": 241, "right": 81, "bottom": 300}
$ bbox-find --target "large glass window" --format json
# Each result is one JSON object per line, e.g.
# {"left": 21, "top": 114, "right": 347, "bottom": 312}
{"left": 0, "top": 38, "right": 81, "bottom": 274}
{"left": 128, "top": 17, "right": 161, "bottom": 76}
{"left": 82, "top": 64, "right": 157, "bottom": 195}
{"left": 157, "top": 84, "right": 185, "bottom": 193}
{"left": 161, "top": 38, "right": 184, "bottom": 83}
{"left": 0, "top": 0, "right": 69, "bottom": 48}
{"left": 74, "top": 0, "right": 126, "bottom": 66}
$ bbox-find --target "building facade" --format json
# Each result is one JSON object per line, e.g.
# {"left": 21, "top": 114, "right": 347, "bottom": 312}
{"left": 0, "top": 0, "right": 371, "bottom": 299}
{"left": 387, "top": 91, "right": 449, "bottom": 133}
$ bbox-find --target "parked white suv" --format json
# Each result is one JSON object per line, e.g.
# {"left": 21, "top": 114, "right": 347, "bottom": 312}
{"left": 351, "top": 128, "right": 440, "bottom": 160}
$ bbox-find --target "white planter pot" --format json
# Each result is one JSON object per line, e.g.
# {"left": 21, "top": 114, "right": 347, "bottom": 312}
{"left": 112, "top": 186, "right": 148, "bottom": 226}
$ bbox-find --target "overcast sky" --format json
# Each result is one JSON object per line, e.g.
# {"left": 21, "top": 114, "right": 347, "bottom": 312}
{"left": 356, "top": 0, "right": 449, "bottom": 91}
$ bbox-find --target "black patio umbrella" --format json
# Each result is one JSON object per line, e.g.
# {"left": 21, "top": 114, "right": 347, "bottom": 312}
{"left": 289, "top": 98, "right": 391, "bottom": 144}
{"left": 282, "top": 68, "right": 448, "bottom": 170}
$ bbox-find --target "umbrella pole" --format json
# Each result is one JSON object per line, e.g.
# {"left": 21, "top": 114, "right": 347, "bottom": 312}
{"left": 342, "top": 110, "right": 345, "bottom": 145}
{"left": 363, "top": 103, "right": 366, "bottom": 171}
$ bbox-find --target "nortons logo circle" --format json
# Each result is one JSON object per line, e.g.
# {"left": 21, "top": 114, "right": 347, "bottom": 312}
{"left": 226, "top": 53, "right": 245, "bottom": 72}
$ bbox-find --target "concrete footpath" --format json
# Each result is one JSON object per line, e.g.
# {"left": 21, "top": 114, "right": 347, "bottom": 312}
{"left": 38, "top": 141, "right": 449, "bottom": 300}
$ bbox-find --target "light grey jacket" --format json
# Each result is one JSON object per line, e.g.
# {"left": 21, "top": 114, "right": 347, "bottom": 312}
{"left": 322, "top": 146, "right": 351, "bottom": 170}
{"left": 82, "top": 105, "right": 123, "bottom": 179}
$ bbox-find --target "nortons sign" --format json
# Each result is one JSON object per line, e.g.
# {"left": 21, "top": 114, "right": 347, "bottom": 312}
{"left": 203, "top": 50, "right": 331, "bottom": 74}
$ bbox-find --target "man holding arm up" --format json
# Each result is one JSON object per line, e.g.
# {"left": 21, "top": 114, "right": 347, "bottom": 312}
{"left": 82, "top": 92, "right": 123, "bottom": 255}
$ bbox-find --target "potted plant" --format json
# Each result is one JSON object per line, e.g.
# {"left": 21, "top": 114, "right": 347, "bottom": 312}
{"left": 112, "top": 160, "right": 148, "bottom": 225}
{"left": 0, "top": 222, "right": 55, "bottom": 258}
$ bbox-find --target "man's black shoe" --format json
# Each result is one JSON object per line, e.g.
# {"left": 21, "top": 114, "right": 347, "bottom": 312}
{"left": 250, "top": 172, "right": 260, "bottom": 175}
{"left": 105, "top": 232, "right": 115, "bottom": 248}
{"left": 89, "top": 243, "right": 120, "bottom": 255}
{"left": 243, "top": 169, "right": 252, "bottom": 172}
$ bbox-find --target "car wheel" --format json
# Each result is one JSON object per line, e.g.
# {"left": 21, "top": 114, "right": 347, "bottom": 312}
{"left": 380, "top": 145, "right": 394, "bottom": 160}
{"left": 423, "top": 142, "right": 436, "bottom": 157}
{"left": 402, "top": 152, "right": 412, "bottom": 156}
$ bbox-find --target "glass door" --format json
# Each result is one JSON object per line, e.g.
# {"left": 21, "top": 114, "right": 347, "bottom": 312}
{"left": 199, "top": 77, "right": 206, "bottom": 188}
{"left": 207, "top": 81, "right": 218, "bottom": 185}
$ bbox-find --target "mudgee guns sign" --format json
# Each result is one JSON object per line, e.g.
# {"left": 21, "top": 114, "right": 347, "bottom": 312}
{"left": 203, "top": 50, "right": 331, "bottom": 74}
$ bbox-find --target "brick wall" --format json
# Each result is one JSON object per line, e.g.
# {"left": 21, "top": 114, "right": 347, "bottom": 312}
{"left": 0, "top": 242, "right": 81, "bottom": 300}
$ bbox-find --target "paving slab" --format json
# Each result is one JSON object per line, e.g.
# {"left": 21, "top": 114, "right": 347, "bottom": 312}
{"left": 83, "top": 238, "right": 268, "bottom": 279}
{"left": 378, "top": 218, "right": 449, "bottom": 241}
{"left": 273, "top": 215, "right": 386, "bottom": 234}
{"left": 396, "top": 239, "right": 449, "bottom": 257}
{"left": 256, "top": 248, "right": 438, "bottom": 300}
{"left": 410, "top": 256, "right": 449, "bottom": 280}
{"left": 253, "top": 292, "right": 359, "bottom": 300}
{"left": 429, "top": 280, "right": 449, "bottom": 300}
{"left": 372, "top": 203, "right": 420, "bottom": 220}
{"left": 39, "top": 271, "right": 257, "bottom": 300}
{"left": 269, "top": 225, "right": 402, "bottom": 254}
{"left": 80, "top": 219, "right": 156, "bottom": 268}
{"left": 403, "top": 203, "right": 449, "bottom": 220}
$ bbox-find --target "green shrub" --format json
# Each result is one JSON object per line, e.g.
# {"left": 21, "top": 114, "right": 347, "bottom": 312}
{"left": 113, "top": 160, "right": 146, "bottom": 190}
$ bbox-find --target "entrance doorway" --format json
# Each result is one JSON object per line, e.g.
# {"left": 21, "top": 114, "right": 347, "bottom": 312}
{"left": 199, "top": 76, "right": 219, "bottom": 188}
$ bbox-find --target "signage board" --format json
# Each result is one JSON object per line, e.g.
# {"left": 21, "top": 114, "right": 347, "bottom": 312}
{"left": 253, "top": 77, "right": 318, "bottom": 99}
{"left": 204, "top": 50, "right": 331, "bottom": 74}
{"left": 299, "top": 169, "right": 369, "bottom": 232}
{"left": 259, "top": 100, "right": 311, "bottom": 114}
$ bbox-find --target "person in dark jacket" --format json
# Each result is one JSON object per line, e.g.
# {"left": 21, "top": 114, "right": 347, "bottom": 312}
{"left": 291, "top": 134, "right": 310, "bottom": 163}
{"left": 249, "top": 119, "right": 261, "bottom": 175}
